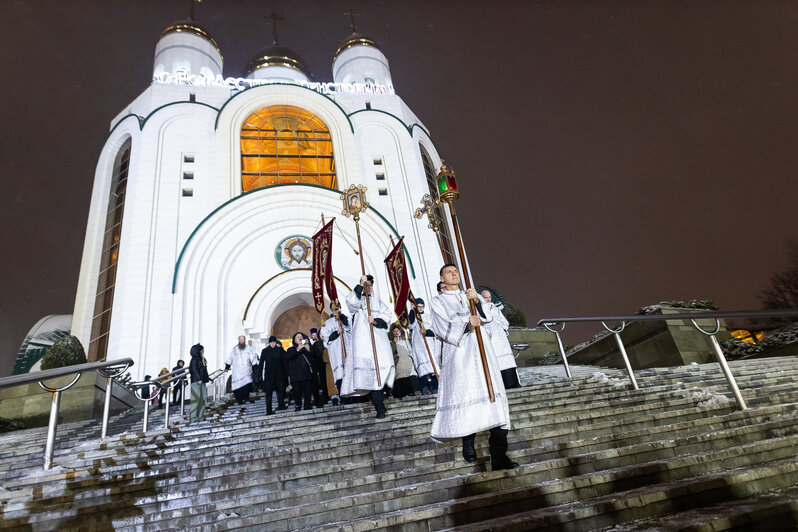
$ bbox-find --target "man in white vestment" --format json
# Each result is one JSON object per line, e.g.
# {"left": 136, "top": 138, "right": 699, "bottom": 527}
{"left": 225, "top": 336, "right": 259, "bottom": 404}
{"left": 481, "top": 290, "right": 521, "bottom": 389}
{"left": 320, "top": 302, "right": 351, "bottom": 406}
{"left": 430, "top": 264, "right": 519, "bottom": 471}
{"left": 408, "top": 297, "right": 439, "bottom": 395}
{"left": 341, "top": 274, "right": 396, "bottom": 418}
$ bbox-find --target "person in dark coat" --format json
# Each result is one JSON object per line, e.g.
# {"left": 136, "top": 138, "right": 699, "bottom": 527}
{"left": 171, "top": 359, "right": 187, "bottom": 406}
{"left": 188, "top": 344, "right": 210, "bottom": 422}
{"left": 260, "top": 335, "right": 288, "bottom": 414}
{"left": 287, "top": 332, "right": 314, "bottom": 411}
{"left": 309, "top": 328, "right": 329, "bottom": 407}
{"left": 141, "top": 375, "right": 152, "bottom": 400}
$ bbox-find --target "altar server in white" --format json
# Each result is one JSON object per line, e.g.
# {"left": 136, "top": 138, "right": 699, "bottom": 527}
{"left": 480, "top": 289, "right": 521, "bottom": 389}
{"left": 408, "top": 298, "right": 439, "bottom": 395}
{"left": 429, "top": 264, "right": 519, "bottom": 471}
{"left": 341, "top": 274, "right": 396, "bottom": 418}
{"left": 321, "top": 302, "right": 351, "bottom": 402}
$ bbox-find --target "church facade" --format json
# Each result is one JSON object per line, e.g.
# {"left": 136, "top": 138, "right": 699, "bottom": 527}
{"left": 70, "top": 20, "right": 461, "bottom": 378}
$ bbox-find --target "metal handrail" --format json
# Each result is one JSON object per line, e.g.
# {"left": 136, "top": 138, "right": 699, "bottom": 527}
{"left": 537, "top": 308, "right": 798, "bottom": 410}
{"left": 537, "top": 308, "right": 798, "bottom": 325}
{"left": 130, "top": 367, "right": 190, "bottom": 432}
{"left": 0, "top": 358, "right": 134, "bottom": 470}
{"left": 207, "top": 368, "right": 226, "bottom": 401}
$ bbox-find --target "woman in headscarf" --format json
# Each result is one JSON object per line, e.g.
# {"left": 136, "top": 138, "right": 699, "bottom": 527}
{"left": 287, "top": 332, "right": 314, "bottom": 411}
{"left": 389, "top": 323, "right": 421, "bottom": 399}
{"left": 188, "top": 343, "right": 210, "bottom": 422}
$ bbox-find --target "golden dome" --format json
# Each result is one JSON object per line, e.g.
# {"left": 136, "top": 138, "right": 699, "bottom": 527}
{"left": 245, "top": 45, "right": 312, "bottom": 78}
{"left": 160, "top": 20, "right": 222, "bottom": 60}
{"left": 333, "top": 33, "right": 381, "bottom": 63}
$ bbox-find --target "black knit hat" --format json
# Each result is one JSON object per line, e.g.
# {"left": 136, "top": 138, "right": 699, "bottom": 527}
{"left": 269, "top": 335, "right": 278, "bottom": 343}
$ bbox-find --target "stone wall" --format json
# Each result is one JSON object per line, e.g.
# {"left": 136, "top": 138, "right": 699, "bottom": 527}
{"left": 0, "top": 373, "right": 140, "bottom": 429}
{"left": 507, "top": 327, "right": 560, "bottom": 366}
{"left": 567, "top": 308, "right": 732, "bottom": 369}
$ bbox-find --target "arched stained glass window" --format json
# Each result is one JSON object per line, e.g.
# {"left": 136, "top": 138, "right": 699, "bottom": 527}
{"left": 88, "top": 139, "right": 131, "bottom": 361}
{"left": 420, "top": 146, "right": 457, "bottom": 266}
{"left": 241, "top": 105, "right": 337, "bottom": 191}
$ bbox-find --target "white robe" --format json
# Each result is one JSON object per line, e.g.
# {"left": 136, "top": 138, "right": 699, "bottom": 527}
{"left": 409, "top": 313, "right": 440, "bottom": 378}
{"left": 226, "top": 345, "right": 259, "bottom": 391}
{"left": 484, "top": 302, "right": 517, "bottom": 371}
{"left": 340, "top": 288, "right": 396, "bottom": 396}
{"left": 429, "top": 290, "right": 511, "bottom": 441}
{"left": 320, "top": 314, "right": 351, "bottom": 382}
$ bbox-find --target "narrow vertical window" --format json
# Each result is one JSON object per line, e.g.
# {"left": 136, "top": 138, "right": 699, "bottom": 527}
{"left": 88, "top": 139, "right": 131, "bottom": 361}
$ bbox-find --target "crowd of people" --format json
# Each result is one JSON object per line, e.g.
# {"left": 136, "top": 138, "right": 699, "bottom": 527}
{"left": 161, "top": 264, "right": 521, "bottom": 471}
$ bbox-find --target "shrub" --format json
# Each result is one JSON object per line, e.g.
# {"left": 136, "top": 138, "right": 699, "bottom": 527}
{"left": 40, "top": 335, "right": 87, "bottom": 370}
{"left": 502, "top": 303, "right": 527, "bottom": 327}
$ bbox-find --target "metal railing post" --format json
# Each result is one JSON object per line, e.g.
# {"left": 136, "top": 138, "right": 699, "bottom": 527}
{"left": 543, "top": 322, "right": 572, "bottom": 379}
{"left": 101, "top": 376, "right": 113, "bottom": 438}
{"left": 44, "top": 390, "right": 61, "bottom": 470}
{"left": 692, "top": 318, "right": 747, "bottom": 410}
{"left": 164, "top": 386, "right": 171, "bottom": 429}
{"left": 181, "top": 378, "right": 186, "bottom": 416}
{"left": 601, "top": 321, "right": 639, "bottom": 390}
{"left": 143, "top": 398, "right": 150, "bottom": 433}
{"left": 37, "top": 373, "right": 81, "bottom": 470}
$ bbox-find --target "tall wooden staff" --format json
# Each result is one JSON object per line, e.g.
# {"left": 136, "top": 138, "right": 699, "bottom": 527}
{"left": 321, "top": 214, "right": 348, "bottom": 363}
{"left": 341, "top": 184, "right": 381, "bottom": 387}
{"left": 436, "top": 163, "right": 495, "bottom": 402}
{"left": 388, "top": 236, "right": 439, "bottom": 380}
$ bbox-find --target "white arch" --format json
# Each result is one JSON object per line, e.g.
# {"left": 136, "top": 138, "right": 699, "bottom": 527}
{"left": 172, "top": 185, "right": 398, "bottom": 370}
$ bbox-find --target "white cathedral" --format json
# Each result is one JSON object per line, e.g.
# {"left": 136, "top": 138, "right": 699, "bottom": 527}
{"left": 64, "top": 18, "right": 464, "bottom": 378}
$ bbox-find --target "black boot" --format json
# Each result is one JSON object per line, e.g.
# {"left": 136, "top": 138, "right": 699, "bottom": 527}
{"left": 489, "top": 427, "right": 519, "bottom": 471}
{"left": 462, "top": 434, "right": 477, "bottom": 463}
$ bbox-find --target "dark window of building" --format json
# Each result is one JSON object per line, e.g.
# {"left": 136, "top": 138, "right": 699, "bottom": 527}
{"left": 88, "top": 139, "right": 131, "bottom": 362}
{"left": 189, "top": 93, "right": 196, "bottom": 102}
{"left": 182, "top": 189, "right": 194, "bottom": 197}
{"left": 183, "top": 171, "right": 194, "bottom": 180}
{"left": 376, "top": 173, "right": 385, "bottom": 180}
{"left": 378, "top": 188, "right": 388, "bottom": 196}
{"left": 184, "top": 155, "right": 195, "bottom": 163}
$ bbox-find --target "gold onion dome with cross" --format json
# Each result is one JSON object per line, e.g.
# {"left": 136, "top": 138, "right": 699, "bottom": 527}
{"left": 244, "top": 44, "right": 312, "bottom": 78}
{"left": 160, "top": 19, "right": 223, "bottom": 59}
{"left": 333, "top": 32, "right": 381, "bottom": 63}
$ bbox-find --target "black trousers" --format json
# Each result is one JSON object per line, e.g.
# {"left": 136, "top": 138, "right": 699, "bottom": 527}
{"left": 263, "top": 378, "right": 286, "bottom": 413}
{"left": 311, "top": 363, "right": 329, "bottom": 406}
{"left": 501, "top": 368, "right": 521, "bottom": 389}
{"left": 462, "top": 427, "right": 509, "bottom": 461}
{"left": 294, "top": 380, "right": 313, "bottom": 411}
{"left": 370, "top": 389, "right": 386, "bottom": 415}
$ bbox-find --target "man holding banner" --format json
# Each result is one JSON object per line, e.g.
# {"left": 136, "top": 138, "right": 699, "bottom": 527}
{"left": 341, "top": 274, "right": 395, "bottom": 418}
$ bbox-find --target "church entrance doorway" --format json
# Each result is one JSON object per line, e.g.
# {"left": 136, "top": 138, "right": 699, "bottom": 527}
{"left": 271, "top": 304, "right": 327, "bottom": 346}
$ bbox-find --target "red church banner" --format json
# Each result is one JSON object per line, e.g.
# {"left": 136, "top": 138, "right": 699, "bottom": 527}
{"left": 384, "top": 237, "right": 411, "bottom": 326}
{"left": 312, "top": 219, "right": 337, "bottom": 313}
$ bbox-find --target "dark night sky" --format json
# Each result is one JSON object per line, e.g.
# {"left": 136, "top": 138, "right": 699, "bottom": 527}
{"left": 1, "top": 0, "right": 797, "bottom": 376}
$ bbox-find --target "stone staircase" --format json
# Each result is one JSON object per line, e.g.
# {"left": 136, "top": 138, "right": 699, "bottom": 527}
{"left": 1, "top": 358, "right": 798, "bottom": 530}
